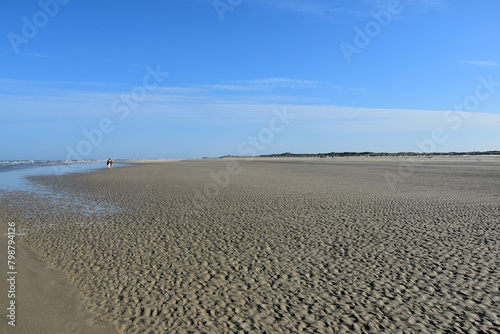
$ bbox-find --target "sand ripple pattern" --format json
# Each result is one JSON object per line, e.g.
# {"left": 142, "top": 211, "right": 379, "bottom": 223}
{"left": 7, "top": 159, "right": 500, "bottom": 333}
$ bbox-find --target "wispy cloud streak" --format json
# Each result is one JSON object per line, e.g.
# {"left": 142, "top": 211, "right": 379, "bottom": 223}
{"left": 458, "top": 60, "right": 499, "bottom": 67}
{"left": 198, "top": 78, "right": 321, "bottom": 91}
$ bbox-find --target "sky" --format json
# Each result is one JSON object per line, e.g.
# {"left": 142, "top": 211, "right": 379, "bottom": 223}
{"left": 1, "top": 0, "right": 499, "bottom": 160}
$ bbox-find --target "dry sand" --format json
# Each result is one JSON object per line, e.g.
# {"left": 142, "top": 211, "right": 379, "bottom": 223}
{"left": 1, "top": 158, "right": 499, "bottom": 333}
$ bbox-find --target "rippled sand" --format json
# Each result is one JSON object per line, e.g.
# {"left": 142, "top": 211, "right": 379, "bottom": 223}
{"left": 1, "top": 158, "right": 499, "bottom": 333}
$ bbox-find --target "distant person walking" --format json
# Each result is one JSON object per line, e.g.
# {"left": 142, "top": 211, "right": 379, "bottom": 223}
{"left": 107, "top": 158, "right": 113, "bottom": 168}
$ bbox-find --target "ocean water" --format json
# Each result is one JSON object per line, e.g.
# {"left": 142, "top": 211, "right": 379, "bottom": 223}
{"left": 0, "top": 159, "right": 99, "bottom": 169}
{"left": 0, "top": 160, "right": 131, "bottom": 217}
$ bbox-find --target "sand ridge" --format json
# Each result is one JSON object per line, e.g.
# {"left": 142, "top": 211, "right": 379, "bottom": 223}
{"left": 1, "top": 158, "right": 499, "bottom": 333}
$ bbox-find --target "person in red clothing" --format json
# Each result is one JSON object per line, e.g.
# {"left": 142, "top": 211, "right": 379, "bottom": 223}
{"left": 107, "top": 158, "right": 113, "bottom": 168}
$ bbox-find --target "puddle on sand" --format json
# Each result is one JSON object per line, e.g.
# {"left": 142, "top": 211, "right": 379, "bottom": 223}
{"left": 0, "top": 162, "right": 132, "bottom": 220}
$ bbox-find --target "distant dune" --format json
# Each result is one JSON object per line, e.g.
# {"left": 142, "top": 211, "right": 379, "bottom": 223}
{"left": 219, "top": 150, "right": 500, "bottom": 159}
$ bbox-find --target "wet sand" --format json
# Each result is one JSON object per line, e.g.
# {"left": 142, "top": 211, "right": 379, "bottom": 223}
{"left": 1, "top": 158, "right": 499, "bottom": 333}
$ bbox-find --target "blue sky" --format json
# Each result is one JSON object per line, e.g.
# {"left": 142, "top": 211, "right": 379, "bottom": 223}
{"left": 1, "top": 0, "right": 499, "bottom": 160}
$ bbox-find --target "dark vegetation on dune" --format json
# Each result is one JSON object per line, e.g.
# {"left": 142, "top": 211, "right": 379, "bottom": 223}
{"left": 217, "top": 150, "right": 500, "bottom": 159}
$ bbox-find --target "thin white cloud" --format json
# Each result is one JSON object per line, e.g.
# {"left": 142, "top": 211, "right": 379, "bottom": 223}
{"left": 196, "top": 84, "right": 259, "bottom": 92}
{"left": 244, "top": 0, "right": 449, "bottom": 18}
{"left": 251, "top": 0, "right": 341, "bottom": 17}
{"left": 103, "top": 104, "right": 500, "bottom": 135}
{"left": 406, "top": 0, "right": 449, "bottom": 11}
{"left": 153, "top": 87, "right": 206, "bottom": 94}
{"left": 17, "top": 52, "right": 53, "bottom": 58}
{"left": 458, "top": 60, "right": 499, "bottom": 67}
{"left": 0, "top": 78, "right": 126, "bottom": 96}
{"left": 239, "top": 78, "right": 320, "bottom": 87}
{"left": 0, "top": 77, "right": 324, "bottom": 111}
{"left": 2, "top": 49, "right": 56, "bottom": 58}
{"left": 199, "top": 78, "right": 321, "bottom": 91}
{"left": 287, "top": 105, "right": 500, "bottom": 134}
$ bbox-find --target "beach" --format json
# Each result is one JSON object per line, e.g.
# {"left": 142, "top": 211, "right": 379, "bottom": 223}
{"left": 1, "top": 158, "right": 499, "bottom": 333}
